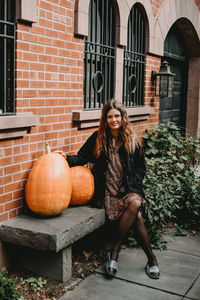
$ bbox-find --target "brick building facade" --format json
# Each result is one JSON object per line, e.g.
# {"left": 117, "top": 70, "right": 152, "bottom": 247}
{"left": 0, "top": 0, "right": 200, "bottom": 266}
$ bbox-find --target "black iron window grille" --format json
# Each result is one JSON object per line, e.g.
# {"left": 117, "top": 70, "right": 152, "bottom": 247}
{"left": 123, "top": 5, "right": 145, "bottom": 107}
{"left": 0, "top": 0, "right": 15, "bottom": 115}
{"left": 84, "top": 0, "right": 115, "bottom": 109}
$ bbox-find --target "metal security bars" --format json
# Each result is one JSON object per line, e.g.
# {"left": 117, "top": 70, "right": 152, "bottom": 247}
{"left": 0, "top": 0, "right": 15, "bottom": 115}
{"left": 123, "top": 5, "right": 145, "bottom": 107}
{"left": 84, "top": 0, "right": 115, "bottom": 109}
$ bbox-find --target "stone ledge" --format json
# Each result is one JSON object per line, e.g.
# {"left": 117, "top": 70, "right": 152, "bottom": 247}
{"left": 16, "top": 0, "right": 37, "bottom": 23}
{"left": 0, "top": 206, "right": 106, "bottom": 253}
{"left": 126, "top": 106, "right": 155, "bottom": 122}
{"left": 72, "top": 106, "right": 155, "bottom": 129}
{"left": 0, "top": 112, "right": 39, "bottom": 140}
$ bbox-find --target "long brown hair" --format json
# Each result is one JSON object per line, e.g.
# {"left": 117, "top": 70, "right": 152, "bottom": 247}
{"left": 94, "top": 100, "right": 137, "bottom": 157}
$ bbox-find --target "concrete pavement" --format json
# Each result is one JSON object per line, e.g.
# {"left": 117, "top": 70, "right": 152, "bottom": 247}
{"left": 60, "top": 232, "right": 200, "bottom": 300}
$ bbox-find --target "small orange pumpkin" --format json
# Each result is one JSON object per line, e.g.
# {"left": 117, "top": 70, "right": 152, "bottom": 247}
{"left": 25, "top": 144, "right": 72, "bottom": 216}
{"left": 70, "top": 166, "right": 94, "bottom": 205}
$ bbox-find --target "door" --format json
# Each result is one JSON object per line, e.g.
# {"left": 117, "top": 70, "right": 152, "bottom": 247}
{"left": 160, "top": 26, "right": 188, "bottom": 130}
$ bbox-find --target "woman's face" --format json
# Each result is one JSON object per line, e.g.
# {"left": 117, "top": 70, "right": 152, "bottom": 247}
{"left": 106, "top": 108, "right": 122, "bottom": 135}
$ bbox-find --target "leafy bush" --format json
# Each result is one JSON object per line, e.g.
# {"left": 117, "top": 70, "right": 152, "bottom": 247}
{"left": 128, "top": 123, "right": 200, "bottom": 249}
{"left": 0, "top": 267, "right": 24, "bottom": 300}
{"left": 143, "top": 123, "right": 200, "bottom": 236}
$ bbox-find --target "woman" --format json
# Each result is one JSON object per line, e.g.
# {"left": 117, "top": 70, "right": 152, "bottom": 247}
{"left": 65, "top": 100, "right": 160, "bottom": 279}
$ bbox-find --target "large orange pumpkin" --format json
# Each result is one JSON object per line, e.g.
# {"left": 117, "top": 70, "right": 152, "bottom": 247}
{"left": 25, "top": 145, "right": 72, "bottom": 216}
{"left": 70, "top": 166, "right": 94, "bottom": 205}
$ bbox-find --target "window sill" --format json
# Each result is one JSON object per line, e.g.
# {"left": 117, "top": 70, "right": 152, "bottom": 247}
{"left": 0, "top": 113, "right": 39, "bottom": 140}
{"left": 72, "top": 106, "right": 154, "bottom": 129}
{"left": 16, "top": 0, "right": 37, "bottom": 23}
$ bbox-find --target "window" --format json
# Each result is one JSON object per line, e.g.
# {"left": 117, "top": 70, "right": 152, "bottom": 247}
{"left": 123, "top": 4, "right": 145, "bottom": 107}
{"left": 84, "top": 0, "right": 115, "bottom": 109}
{"left": 0, "top": 0, "right": 15, "bottom": 115}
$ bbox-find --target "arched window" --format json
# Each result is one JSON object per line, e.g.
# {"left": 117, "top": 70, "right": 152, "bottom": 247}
{"left": 84, "top": 0, "right": 115, "bottom": 109}
{"left": 0, "top": 0, "right": 15, "bottom": 114}
{"left": 123, "top": 4, "right": 145, "bottom": 107}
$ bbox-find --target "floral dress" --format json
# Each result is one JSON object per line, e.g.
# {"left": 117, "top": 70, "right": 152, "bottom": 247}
{"left": 104, "top": 136, "right": 144, "bottom": 221}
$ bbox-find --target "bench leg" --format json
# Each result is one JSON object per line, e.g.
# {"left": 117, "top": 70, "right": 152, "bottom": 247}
{"left": 6, "top": 243, "right": 72, "bottom": 282}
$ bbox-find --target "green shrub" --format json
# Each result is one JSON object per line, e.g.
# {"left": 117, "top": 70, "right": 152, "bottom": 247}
{"left": 0, "top": 267, "right": 23, "bottom": 300}
{"left": 128, "top": 123, "right": 200, "bottom": 249}
{"left": 143, "top": 123, "right": 200, "bottom": 234}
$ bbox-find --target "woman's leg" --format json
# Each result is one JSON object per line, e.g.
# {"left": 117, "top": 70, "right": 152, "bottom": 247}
{"left": 111, "top": 200, "right": 141, "bottom": 260}
{"left": 134, "top": 212, "right": 157, "bottom": 266}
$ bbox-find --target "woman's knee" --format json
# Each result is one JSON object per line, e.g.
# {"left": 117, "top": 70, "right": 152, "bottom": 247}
{"left": 127, "top": 200, "right": 141, "bottom": 213}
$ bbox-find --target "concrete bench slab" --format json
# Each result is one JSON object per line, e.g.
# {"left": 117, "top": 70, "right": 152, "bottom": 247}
{"left": 0, "top": 206, "right": 105, "bottom": 281}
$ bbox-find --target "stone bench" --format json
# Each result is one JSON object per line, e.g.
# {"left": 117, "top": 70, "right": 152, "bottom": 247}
{"left": 0, "top": 206, "right": 105, "bottom": 282}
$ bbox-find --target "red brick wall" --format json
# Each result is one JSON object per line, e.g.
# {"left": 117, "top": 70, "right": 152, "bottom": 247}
{"left": 0, "top": 0, "right": 184, "bottom": 222}
{"left": 0, "top": 0, "right": 88, "bottom": 222}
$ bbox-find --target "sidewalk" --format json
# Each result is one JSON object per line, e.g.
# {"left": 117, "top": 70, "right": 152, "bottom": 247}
{"left": 60, "top": 232, "right": 200, "bottom": 300}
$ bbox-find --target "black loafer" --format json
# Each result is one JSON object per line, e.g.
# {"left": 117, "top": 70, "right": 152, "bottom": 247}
{"left": 145, "top": 263, "right": 160, "bottom": 279}
{"left": 105, "top": 252, "right": 118, "bottom": 277}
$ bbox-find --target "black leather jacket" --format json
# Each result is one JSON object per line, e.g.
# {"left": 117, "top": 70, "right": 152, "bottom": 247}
{"left": 66, "top": 131, "right": 146, "bottom": 207}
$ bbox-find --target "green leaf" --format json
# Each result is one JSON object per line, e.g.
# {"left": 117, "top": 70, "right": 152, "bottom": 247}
{"left": 177, "top": 163, "right": 185, "bottom": 170}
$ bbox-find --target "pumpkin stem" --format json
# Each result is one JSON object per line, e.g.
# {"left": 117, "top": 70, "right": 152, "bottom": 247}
{"left": 45, "top": 142, "right": 51, "bottom": 154}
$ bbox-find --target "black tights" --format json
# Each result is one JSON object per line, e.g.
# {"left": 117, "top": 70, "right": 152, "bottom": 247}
{"left": 111, "top": 200, "right": 157, "bottom": 267}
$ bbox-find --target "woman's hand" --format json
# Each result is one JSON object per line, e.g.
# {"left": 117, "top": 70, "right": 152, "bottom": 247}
{"left": 53, "top": 150, "right": 66, "bottom": 159}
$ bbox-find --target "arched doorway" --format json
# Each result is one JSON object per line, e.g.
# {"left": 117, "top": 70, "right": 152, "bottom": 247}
{"left": 159, "top": 25, "right": 188, "bottom": 131}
